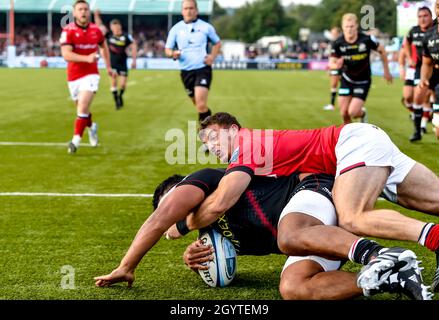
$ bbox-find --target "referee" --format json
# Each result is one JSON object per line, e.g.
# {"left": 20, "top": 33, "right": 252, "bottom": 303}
{"left": 165, "top": 0, "right": 221, "bottom": 122}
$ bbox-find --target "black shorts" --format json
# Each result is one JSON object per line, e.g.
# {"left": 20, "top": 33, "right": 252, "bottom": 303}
{"left": 329, "top": 69, "right": 342, "bottom": 76}
{"left": 180, "top": 66, "right": 212, "bottom": 97}
{"left": 111, "top": 62, "right": 128, "bottom": 77}
{"left": 404, "top": 67, "right": 421, "bottom": 87}
{"left": 291, "top": 173, "right": 334, "bottom": 203}
{"left": 338, "top": 76, "right": 371, "bottom": 101}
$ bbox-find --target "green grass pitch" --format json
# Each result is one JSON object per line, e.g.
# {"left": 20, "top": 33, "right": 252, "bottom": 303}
{"left": 0, "top": 68, "right": 438, "bottom": 300}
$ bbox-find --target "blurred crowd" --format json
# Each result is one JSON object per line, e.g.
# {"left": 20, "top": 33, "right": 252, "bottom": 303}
{"left": 1, "top": 22, "right": 394, "bottom": 63}
{"left": 2, "top": 25, "right": 168, "bottom": 58}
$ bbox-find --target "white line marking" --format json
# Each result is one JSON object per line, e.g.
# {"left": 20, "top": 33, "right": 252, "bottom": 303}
{"left": 127, "top": 80, "right": 137, "bottom": 86}
{"left": 0, "top": 142, "right": 95, "bottom": 147}
{"left": 0, "top": 192, "right": 152, "bottom": 198}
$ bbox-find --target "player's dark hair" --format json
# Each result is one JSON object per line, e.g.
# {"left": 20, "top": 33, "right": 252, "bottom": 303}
{"left": 418, "top": 6, "right": 432, "bottom": 16}
{"left": 110, "top": 19, "right": 122, "bottom": 26}
{"left": 199, "top": 112, "right": 242, "bottom": 131}
{"left": 152, "top": 174, "right": 185, "bottom": 210}
{"left": 73, "top": 0, "right": 89, "bottom": 8}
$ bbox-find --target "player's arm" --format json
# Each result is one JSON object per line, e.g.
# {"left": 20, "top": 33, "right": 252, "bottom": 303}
{"left": 99, "top": 40, "right": 113, "bottom": 77}
{"left": 94, "top": 185, "right": 205, "bottom": 287}
{"left": 93, "top": 9, "right": 108, "bottom": 35}
{"left": 204, "top": 41, "right": 221, "bottom": 66}
{"left": 61, "top": 44, "right": 97, "bottom": 64}
{"left": 420, "top": 55, "right": 434, "bottom": 89}
{"left": 376, "top": 44, "right": 393, "bottom": 83}
{"left": 166, "top": 171, "right": 252, "bottom": 239}
{"left": 129, "top": 39, "right": 138, "bottom": 69}
{"left": 398, "top": 48, "right": 406, "bottom": 80}
{"left": 404, "top": 32, "right": 414, "bottom": 67}
{"left": 165, "top": 27, "right": 181, "bottom": 60}
{"left": 328, "top": 56, "right": 342, "bottom": 70}
{"left": 328, "top": 40, "right": 343, "bottom": 70}
{"left": 165, "top": 48, "right": 181, "bottom": 60}
{"left": 204, "top": 25, "right": 221, "bottom": 66}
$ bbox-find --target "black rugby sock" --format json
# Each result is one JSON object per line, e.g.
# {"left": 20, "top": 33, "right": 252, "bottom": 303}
{"left": 199, "top": 109, "right": 212, "bottom": 122}
{"left": 350, "top": 238, "right": 384, "bottom": 265}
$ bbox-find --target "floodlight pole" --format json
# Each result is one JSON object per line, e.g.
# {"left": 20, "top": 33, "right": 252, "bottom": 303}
{"left": 128, "top": 14, "right": 133, "bottom": 36}
{"left": 167, "top": 13, "right": 172, "bottom": 31}
{"left": 48, "top": 12, "right": 53, "bottom": 41}
{"left": 9, "top": 0, "right": 14, "bottom": 45}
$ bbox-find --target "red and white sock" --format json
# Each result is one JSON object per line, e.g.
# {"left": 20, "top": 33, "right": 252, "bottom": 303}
{"left": 73, "top": 113, "right": 91, "bottom": 141}
{"left": 419, "top": 223, "right": 439, "bottom": 252}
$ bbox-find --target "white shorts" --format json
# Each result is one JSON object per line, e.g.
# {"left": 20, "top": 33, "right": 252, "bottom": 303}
{"left": 68, "top": 74, "right": 100, "bottom": 101}
{"left": 281, "top": 255, "right": 341, "bottom": 277}
{"left": 278, "top": 190, "right": 337, "bottom": 226}
{"left": 335, "top": 123, "right": 416, "bottom": 203}
{"left": 278, "top": 190, "right": 341, "bottom": 277}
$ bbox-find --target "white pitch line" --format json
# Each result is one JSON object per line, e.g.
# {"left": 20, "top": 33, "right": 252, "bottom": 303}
{"left": 0, "top": 192, "right": 152, "bottom": 198}
{"left": 0, "top": 142, "right": 95, "bottom": 147}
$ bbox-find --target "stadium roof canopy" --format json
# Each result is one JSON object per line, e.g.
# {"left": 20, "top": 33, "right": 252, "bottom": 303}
{"left": 0, "top": 0, "right": 214, "bottom": 15}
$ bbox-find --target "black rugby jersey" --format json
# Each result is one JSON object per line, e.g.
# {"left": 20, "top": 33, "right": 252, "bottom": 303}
{"left": 407, "top": 25, "right": 429, "bottom": 68}
{"left": 423, "top": 24, "right": 439, "bottom": 65}
{"left": 331, "top": 32, "right": 379, "bottom": 83}
{"left": 176, "top": 168, "right": 334, "bottom": 256}
{"left": 106, "top": 32, "right": 133, "bottom": 65}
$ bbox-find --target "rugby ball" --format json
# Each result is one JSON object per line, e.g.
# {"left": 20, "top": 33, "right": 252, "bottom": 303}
{"left": 198, "top": 229, "right": 237, "bottom": 287}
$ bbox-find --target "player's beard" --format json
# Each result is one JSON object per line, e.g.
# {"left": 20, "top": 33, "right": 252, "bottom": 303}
{"left": 76, "top": 16, "right": 89, "bottom": 26}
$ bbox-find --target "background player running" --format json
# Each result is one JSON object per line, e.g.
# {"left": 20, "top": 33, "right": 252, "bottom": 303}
{"left": 94, "top": 9, "right": 138, "bottom": 110}
{"left": 404, "top": 7, "right": 434, "bottom": 141}
{"left": 329, "top": 13, "right": 392, "bottom": 124}
{"left": 418, "top": 0, "right": 439, "bottom": 141}
{"left": 60, "top": 0, "right": 113, "bottom": 154}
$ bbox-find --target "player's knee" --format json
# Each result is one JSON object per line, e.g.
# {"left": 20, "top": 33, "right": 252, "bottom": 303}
{"left": 337, "top": 214, "right": 363, "bottom": 235}
{"left": 279, "top": 277, "right": 306, "bottom": 300}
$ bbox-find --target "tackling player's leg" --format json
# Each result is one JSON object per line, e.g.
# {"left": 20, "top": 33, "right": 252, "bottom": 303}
{"left": 277, "top": 188, "right": 430, "bottom": 299}
{"left": 279, "top": 258, "right": 361, "bottom": 300}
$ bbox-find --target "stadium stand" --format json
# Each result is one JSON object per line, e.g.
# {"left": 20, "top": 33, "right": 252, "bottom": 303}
{"left": 0, "top": 0, "right": 213, "bottom": 57}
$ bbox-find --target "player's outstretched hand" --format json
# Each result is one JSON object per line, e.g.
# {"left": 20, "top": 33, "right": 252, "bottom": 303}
{"left": 94, "top": 267, "right": 134, "bottom": 288}
{"left": 131, "top": 61, "right": 137, "bottom": 69}
{"left": 384, "top": 71, "right": 393, "bottom": 84}
{"left": 164, "top": 224, "right": 183, "bottom": 240}
{"left": 183, "top": 239, "right": 214, "bottom": 272}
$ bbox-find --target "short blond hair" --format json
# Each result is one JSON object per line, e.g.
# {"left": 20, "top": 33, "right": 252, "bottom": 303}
{"left": 342, "top": 13, "right": 358, "bottom": 24}
{"left": 182, "top": 0, "right": 198, "bottom": 9}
